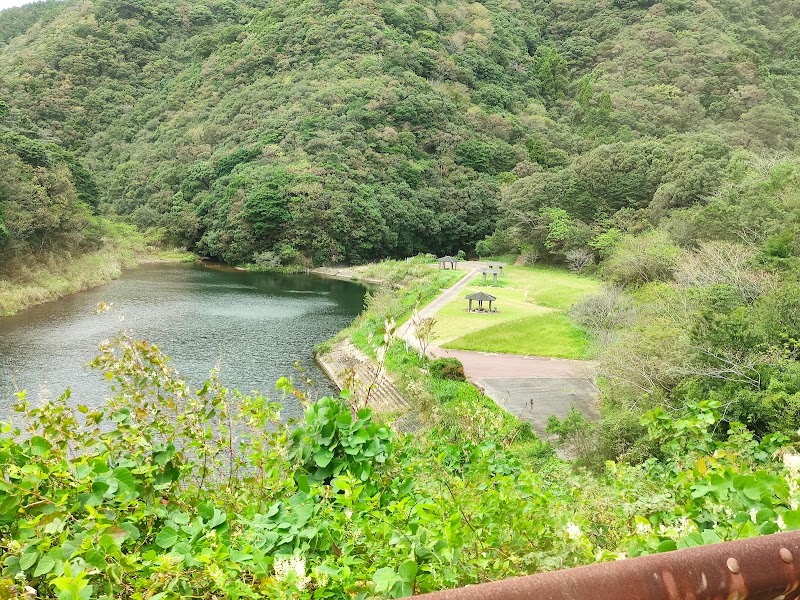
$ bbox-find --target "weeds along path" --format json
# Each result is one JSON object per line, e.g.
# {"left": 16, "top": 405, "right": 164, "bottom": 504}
{"left": 316, "top": 340, "right": 409, "bottom": 413}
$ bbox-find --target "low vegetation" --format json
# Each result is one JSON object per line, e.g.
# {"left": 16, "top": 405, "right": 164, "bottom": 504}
{"left": 559, "top": 156, "right": 800, "bottom": 466}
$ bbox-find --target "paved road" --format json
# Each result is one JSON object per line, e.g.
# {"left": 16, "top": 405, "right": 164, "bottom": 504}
{"left": 400, "top": 265, "right": 599, "bottom": 441}
{"left": 475, "top": 377, "right": 598, "bottom": 439}
{"left": 431, "top": 347, "right": 594, "bottom": 379}
{"left": 430, "top": 347, "right": 599, "bottom": 439}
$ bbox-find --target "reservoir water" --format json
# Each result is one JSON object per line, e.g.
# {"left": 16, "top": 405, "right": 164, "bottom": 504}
{"left": 0, "top": 262, "right": 366, "bottom": 423}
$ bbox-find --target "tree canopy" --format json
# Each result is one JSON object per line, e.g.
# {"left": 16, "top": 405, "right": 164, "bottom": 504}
{"left": 0, "top": 0, "right": 796, "bottom": 266}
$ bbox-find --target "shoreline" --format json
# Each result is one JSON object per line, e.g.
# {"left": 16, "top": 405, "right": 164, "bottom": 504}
{"left": 309, "top": 266, "right": 386, "bottom": 286}
{"left": 0, "top": 247, "right": 196, "bottom": 317}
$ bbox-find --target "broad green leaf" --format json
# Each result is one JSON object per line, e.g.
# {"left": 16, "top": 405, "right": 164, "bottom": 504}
{"left": 783, "top": 510, "right": 800, "bottom": 530}
{"left": 314, "top": 448, "right": 334, "bottom": 468}
{"left": 397, "top": 560, "right": 418, "bottom": 597}
{"left": 656, "top": 540, "right": 677, "bottom": 553}
{"left": 28, "top": 436, "right": 52, "bottom": 456}
{"left": 112, "top": 467, "right": 136, "bottom": 494}
{"left": 33, "top": 555, "right": 56, "bottom": 577}
{"left": 85, "top": 549, "right": 106, "bottom": 571}
{"left": 19, "top": 550, "right": 38, "bottom": 571}
{"left": 373, "top": 567, "right": 397, "bottom": 593}
{"left": 155, "top": 526, "right": 178, "bottom": 549}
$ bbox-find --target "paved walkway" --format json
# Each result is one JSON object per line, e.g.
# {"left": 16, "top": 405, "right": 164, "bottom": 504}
{"left": 399, "top": 266, "right": 599, "bottom": 440}
{"left": 396, "top": 262, "right": 483, "bottom": 345}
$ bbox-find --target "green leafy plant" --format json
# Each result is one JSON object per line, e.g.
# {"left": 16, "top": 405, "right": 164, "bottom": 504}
{"left": 429, "top": 358, "right": 466, "bottom": 382}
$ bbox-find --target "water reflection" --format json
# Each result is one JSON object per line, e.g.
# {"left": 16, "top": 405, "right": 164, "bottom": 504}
{"left": 0, "top": 263, "right": 366, "bottom": 422}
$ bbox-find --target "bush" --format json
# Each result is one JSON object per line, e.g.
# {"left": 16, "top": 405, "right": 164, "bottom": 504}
{"left": 253, "top": 250, "right": 281, "bottom": 268}
{"left": 603, "top": 230, "right": 680, "bottom": 287}
{"left": 475, "top": 230, "right": 514, "bottom": 258}
{"left": 520, "top": 246, "right": 540, "bottom": 265}
{"left": 565, "top": 248, "right": 594, "bottom": 272}
{"left": 571, "top": 287, "right": 636, "bottom": 332}
{"left": 429, "top": 357, "right": 466, "bottom": 381}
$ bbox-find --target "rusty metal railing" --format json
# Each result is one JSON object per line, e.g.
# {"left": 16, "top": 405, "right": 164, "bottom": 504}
{"left": 417, "top": 531, "right": 800, "bottom": 600}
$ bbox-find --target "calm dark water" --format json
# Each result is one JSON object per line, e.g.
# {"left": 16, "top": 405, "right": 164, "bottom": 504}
{"left": 0, "top": 263, "right": 366, "bottom": 422}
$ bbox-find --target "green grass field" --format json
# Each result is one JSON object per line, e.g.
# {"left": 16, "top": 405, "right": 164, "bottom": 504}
{"left": 444, "top": 313, "right": 592, "bottom": 358}
{"left": 434, "top": 263, "right": 599, "bottom": 358}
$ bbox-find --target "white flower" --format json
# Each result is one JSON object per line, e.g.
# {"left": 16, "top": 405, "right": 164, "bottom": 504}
{"left": 274, "top": 553, "right": 310, "bottom": 590}
{"left": 784, "top": 454, "right": 800, "bottom": 509}
{"left": 784, "top": 453, "right": 800, "bottom": 474}
{"left": 565, "top": 522, "right": 582, "bottom": 540}
{"left": 675, "top": 516, "right": 696, "bottom": 536}
{"left": 749, "top": 508, "right": 758, "bottom": 524}
{"left": 778, "top": 515, "right": 787, "bottom": 530}
{"left": 635, "top": 521, "right": 653, "bottom": 536}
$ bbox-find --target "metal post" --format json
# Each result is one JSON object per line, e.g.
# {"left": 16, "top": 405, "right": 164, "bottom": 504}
{"left": 417, "top": 531, "right": 800, "bottom": 600}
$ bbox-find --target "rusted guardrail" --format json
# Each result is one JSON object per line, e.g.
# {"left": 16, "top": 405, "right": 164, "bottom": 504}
{"left": 417, "top": 531, "right": 800, "bottom": 600}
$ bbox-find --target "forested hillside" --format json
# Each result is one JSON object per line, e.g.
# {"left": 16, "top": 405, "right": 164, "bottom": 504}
{"left": 1, "top": 0, "right": 797, "bottom": 266}
{"left": 0, "top": 99, "right": 109, "bottom": 277}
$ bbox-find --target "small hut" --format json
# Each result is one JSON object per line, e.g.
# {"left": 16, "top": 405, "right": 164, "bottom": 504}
{"left": 438, "top": 255, "right": 459, "bottom": 270}
{"left": 466, "top": 291, "right": 497, "bottom": 312}
{"left": 480, "top": 268, "right": 502, "bottom": 285}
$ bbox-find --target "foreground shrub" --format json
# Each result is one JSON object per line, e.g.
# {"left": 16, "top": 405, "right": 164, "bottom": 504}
{"left": 0, "top": 333, "right": 595, "bottom": 598}
{"left": 5, "top": 333, "right": 800, "bottom": 599}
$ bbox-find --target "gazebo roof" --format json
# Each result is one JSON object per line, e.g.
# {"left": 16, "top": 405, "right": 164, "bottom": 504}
{"left": 438, "top": 255, "right": 459, "bottom": 262}
{"left": 465, "top": 291, "right": 497, "bottom": 301}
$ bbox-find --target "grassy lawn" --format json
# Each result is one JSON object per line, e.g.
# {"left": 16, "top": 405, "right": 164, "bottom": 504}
{"left": 434, "top": 263, "right": 599, "bottom": 358}
{"left": 444, "top": 313, "right": 592, "bottom": 358}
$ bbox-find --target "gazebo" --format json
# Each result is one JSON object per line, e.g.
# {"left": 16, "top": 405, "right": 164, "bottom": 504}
{"left": 466, "top": 291, "right": 497, "bottom": 312}
{"left": 438, "top": 256, "right": 459, "bottom": 270}
{"left": 480, "top": 268, "right": 502, "bottom": 285}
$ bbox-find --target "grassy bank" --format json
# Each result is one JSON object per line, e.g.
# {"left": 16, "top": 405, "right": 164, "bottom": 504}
{"left": 0, "top": 221, "right": 195, "bottom": 316}
{"left": 434, "top": 264, "right": 599, "bottom": 358}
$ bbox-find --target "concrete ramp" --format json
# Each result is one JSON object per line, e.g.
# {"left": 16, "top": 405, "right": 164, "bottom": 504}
{"left": 430, "top": 346, "right": 599, "bottom": 440}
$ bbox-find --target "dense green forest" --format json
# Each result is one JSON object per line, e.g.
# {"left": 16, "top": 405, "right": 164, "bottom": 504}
{"left": 1, "top": 0, "right": 797, "bottom": 266}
